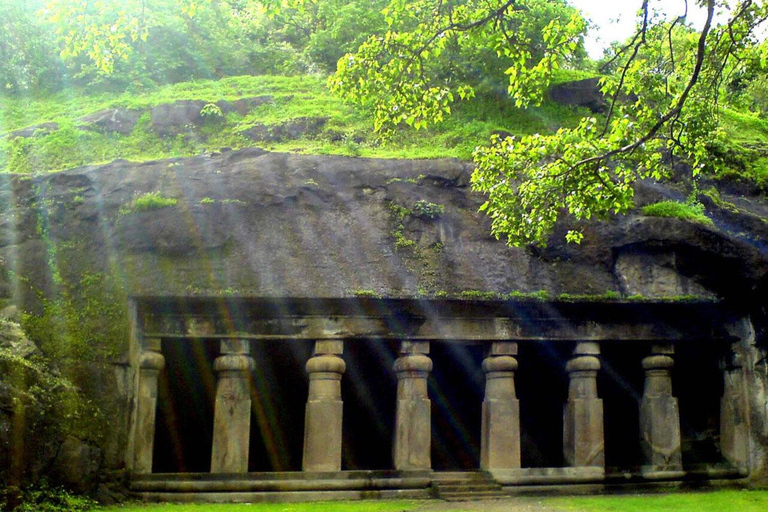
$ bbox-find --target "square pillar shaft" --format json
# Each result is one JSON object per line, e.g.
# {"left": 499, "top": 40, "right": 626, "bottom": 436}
{"left": 303, "top": 340, "right": 345, "bottom": 472}
{"left": 640, "top": 344, "right": 682, "bottom": 475}
{"left": 481, "top": 342, "right": 520, "bottom": 469}
{"left": 133, "top": 339, "right": 165, "bottom": 474}
{"left": 721, "top": 340, "right": 750, "bottom": 470}
{"left": 211, "top": 340, "right": 254, "bottom": 474}
{"left": 393, "top": 341, "right": 432, "bottom": 471}
{"left": 563, "top": 342, "right": 604, "bottom": 468}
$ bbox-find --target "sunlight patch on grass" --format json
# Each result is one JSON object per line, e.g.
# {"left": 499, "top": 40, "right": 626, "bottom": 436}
{"left": 545, "top": 489, "right": 768, "bottom": 512}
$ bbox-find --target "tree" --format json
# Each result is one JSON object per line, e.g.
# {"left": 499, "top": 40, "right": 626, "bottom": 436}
{"left": 0, "top": 0, "right": 62, "bottom": 93}
{"left": 331, "top": 0, "right": 768, "bottom": 246}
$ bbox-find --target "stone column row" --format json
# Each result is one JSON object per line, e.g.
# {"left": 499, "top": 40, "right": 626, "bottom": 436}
{"left": 132, "top": 337, "right": 685, "bottom": 475}
{"left": 479, "top": 342, "right": 683, "bottom": 473}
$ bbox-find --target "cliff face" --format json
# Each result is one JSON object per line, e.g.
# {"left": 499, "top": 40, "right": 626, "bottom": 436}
{"left": 1, "top": 148, "right": 768, "bottom": 488}
{"left": 2, "top": 148, "right": 766, "bottom": 306}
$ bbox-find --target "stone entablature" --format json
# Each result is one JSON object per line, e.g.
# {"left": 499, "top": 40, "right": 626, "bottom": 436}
{"left": 136, "top": 297, "right": 735, "bottom": 342}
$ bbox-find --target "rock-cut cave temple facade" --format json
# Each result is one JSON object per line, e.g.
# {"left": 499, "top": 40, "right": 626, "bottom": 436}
{"left": 1, "top": 149, "right": 768, "bottom": 501}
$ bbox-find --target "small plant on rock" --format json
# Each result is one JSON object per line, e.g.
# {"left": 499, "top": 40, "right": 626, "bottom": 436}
{"left": 412, "top": 200, "right": 444, "bottom": 219}
{"left": 119, "top": 191, "right": 178, "bottom": 215}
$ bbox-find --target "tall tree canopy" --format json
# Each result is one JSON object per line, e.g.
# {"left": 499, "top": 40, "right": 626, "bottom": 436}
{"left": 331, "top": 0, "right": 768, "bottom": 246}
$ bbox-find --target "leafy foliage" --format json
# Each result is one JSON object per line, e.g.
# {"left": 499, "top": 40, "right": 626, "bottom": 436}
{"left": 331, "top": 0, "right": 768, "bottom": 246}
{"left": 329, "top": 0, "right": 586, "bottom": 132}
{"left": 0, "top": 0, "right": 62, "bottom": 93}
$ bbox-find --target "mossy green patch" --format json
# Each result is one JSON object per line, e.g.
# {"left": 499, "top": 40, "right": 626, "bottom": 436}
{"left": 120, "top": 191, "right": 178, "bottom": 215}
{"left": 641, "top": 200, "right": 714, "bottom": 227}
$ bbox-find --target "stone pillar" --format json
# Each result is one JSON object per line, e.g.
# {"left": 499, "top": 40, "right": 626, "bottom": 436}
{"left": 133, "top": 337, "right": 165, "bottom": 474}
{"left": 480, "top": 342, "right": 520, "bottom": 470}
{"left": 303, "top": 340, "right": 346, "bottom": 472}
{"left": 721, "top": 340, "right": 750, "bottom": 471}
{"left": 640, "top": 344, "right": 683, "bottom": 476}
{"left": 563, "top": 342, "right": 604, "bottom": 468}
{"left": 393, "top": 341, "right": 432, "bottom": 471}
{"left": 210, "top": 339, "right": 255, "bottom": 474}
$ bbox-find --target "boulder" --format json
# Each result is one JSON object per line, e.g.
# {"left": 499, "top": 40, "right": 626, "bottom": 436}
{"left": 4, "top": 123, "right": 59, "bottom": 140}
{"left": 0, "top": 319, "right": 40, "bottom": 358}
{"left": 549, "top": 77, "right": 607, "bottom": 113}
{"left": 49, "top": 436, "right": 102, "bottom": 493}
{"left": 151, "top": 100, "right": 209, "bottom": 138}
{"left": 150, "top": 97, "right": 275, "bottom": 138}
{"left": 240, "top": 117, "right": 328, "bottom": 142}
{"left": 77, "top": 109, "right": 142, "bottom": 135}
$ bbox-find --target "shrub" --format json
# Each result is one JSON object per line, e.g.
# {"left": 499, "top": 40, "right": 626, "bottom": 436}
{"left": 412, "top": 200, "right": 445, "bottom": 219}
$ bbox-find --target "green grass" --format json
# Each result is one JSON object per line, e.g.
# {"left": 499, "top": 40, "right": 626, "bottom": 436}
{"left": 98, "top": 501, "right": 421, "bottom": 512}
{"left": 0, "top": 74, "right": 589, "bottom": 174}
{"left": 90, "top": 491, "right": 768, "bottom": 512}
{"left": 546, "top": 489, "right": 768, "bottom": 512}
{"left": 641, "top": 200, "right": 714, "bottom": 227}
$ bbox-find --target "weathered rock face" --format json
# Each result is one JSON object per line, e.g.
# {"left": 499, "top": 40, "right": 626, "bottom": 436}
{"left": 0, "top": 148, "right": 767, "bottom": 487}
{"left": 1, "top": 149, "right": 767, "bottom": 307}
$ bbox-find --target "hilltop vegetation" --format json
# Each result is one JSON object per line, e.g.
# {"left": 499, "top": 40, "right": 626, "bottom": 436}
{"left": 1, "top": 0, "right": 768, "bottom": 242}
{"left": 0, "top": 73, "right": 592, "bottom": 172}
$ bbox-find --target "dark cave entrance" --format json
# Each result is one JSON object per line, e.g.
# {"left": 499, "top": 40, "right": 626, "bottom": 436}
{"left": 517, "top": 341, "right": 569, "bottom": 468}
{"left": 247, "top": 339, "right": 312, "bottom": 472}
{"left": 675, "top": 341, "right": 727, "bottom": 467}
{"left": 341, "top": 339, "right": 399, "bottom": 470}
{"left": 600, "top": 343, "right": 646, "bottom": 471}
{"left": 429, "top": 342, "right": 485, "bottom": 470}
{"left": 153, "top": 338, "right": 218, "bottom": 473}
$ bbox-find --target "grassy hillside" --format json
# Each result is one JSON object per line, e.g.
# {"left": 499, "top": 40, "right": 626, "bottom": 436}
{"left": 0, "top": 74, "right": 587, "bottom": 174}
{"left": 3, "top": 72, "right": 768, "bottom": 198}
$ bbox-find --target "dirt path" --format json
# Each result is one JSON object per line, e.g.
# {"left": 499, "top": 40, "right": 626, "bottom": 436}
{"left": 414, "top": 497, "right": 567, "bottom": 512}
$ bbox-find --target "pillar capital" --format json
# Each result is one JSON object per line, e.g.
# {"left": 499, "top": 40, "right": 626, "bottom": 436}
{"left": 394, "top": 353, "right": 432, "bottom": 375}
{"left": 139, "top": 351, "right": 165, "bottom": 371}
{"left": 306, "top": 353, "right": 346, "bottom": 374}
{"left": 482, "top": 355, "right": 518, "bottom": 374}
